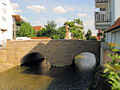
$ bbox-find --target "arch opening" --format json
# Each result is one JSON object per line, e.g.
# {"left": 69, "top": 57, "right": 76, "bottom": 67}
{"left": 74, "top": 52, "right": 97, "bottom": 72}
{"left": 21, "top": 52, "right": 51, "bottom": 75}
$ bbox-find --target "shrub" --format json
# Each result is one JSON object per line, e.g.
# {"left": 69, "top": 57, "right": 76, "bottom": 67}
{"left": 103, "top": 43, "right": 120, "bottom": 90}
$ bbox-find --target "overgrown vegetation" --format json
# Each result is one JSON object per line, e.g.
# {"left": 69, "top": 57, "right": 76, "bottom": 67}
{"left": 103, "top": 43, "right": 120, "bottom": 89}
{"left": 16, "top": 22, "right": 36, "bottom": 37}
{"left": 85, "top": 29, "right": 97, "bottom": 40}
{"left": 37, "top": 18, "right": 84, "bottom": 39}
{"left": 90, "top": 43, "right": 120, "bottom": 90}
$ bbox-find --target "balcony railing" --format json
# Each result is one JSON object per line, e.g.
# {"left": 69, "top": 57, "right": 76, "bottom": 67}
{"left": 95, "top": 11, "right": 111, "bottom": 23}
{"left": 95, "top": 0, "right": 108, "bottom": 3}
{"left": 95, "top": 11, "right": 111, "bottom": 30}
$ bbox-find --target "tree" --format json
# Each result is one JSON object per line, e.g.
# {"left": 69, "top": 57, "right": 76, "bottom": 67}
{"left": 89, "top": 36, "right": 97, "bottom": 40}
{"left": 16, "top": 22, "right": 35, "bottom": 37}
{"left": 64, "top": 18, "right": 84, "bottom": 39}
{"left": 85, "top": 29, "right": 92, "bottom": 40}
{"left": 37, "top": 21, "right": 64, "bottom": 39}
{"left": 57, "top": 26, "right": 66, "bottom": 39}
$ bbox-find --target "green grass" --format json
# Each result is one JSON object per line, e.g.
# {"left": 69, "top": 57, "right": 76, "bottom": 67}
{"left": 0, "top": 66, "right": 53, "bottom": 90}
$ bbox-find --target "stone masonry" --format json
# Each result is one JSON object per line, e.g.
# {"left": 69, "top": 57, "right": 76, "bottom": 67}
{"left": 0, "top": 39, "right": 101, "bottom": 66}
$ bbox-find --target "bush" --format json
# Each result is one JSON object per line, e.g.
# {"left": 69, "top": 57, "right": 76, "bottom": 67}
{"left": 103, "top": 43, "right": 120, "bottom": 90}
{"left": 89, "top": 36, "right": 97, "bottom": 41}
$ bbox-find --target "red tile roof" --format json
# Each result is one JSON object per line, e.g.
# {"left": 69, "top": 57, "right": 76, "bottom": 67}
{"left": 12, "top": 15, "right": 22, "bottom": 22}
{"left": 31, "top": 37, "right": 51, "bottom": 39}
{"left": 33, "top": 26, "right": 42, "bottom": 31}
{"left": 105, "top": 17, "right": 120, "bottom": 33}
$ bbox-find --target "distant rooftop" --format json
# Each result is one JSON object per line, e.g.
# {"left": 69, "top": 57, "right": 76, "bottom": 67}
{"left": 12, "top": 15, "right": 22, "bottom": 22}
{"left": 33, "top": 26, "right": 42, "bottom": 31}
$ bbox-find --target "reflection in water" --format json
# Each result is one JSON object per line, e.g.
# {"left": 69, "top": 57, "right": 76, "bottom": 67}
{"left": 47, "top": 52, "right": 96, "bottom": 90}
{"left": 21, "top": 52, "right": 51, "bottom": 75}
{"left": 75, "top": 52, "right": 96, "bottom": 71}
{"left": 0, "top": 52, "right": 97, "bottom": 90}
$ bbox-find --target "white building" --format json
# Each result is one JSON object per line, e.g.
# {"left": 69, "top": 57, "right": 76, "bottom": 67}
{"left": 104, "top": 0, "right": 120, "bottom": 44}
{"left": 95, "top": 0, "right": 120, "bottom": 44}
{"left": 95, "top": 0, "right": 120, "bottom": 30}
{"left": 111, "top": 0, "right": 120, "bottom": 25}
{"left": 94, "top": 0, "right": 111, "bottom": 31}
{"left": 0, "top": 0, "right": 14, "bottom": 45}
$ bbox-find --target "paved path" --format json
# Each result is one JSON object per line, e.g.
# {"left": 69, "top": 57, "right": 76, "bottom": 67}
{"left": 0, "top": 63, "right": 14, "bottom": 72}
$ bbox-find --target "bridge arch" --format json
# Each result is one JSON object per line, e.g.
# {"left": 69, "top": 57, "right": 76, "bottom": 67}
{"left": 73, "top": 52, "right": 97, "bottom": 71}
{"left": 21, "top": 52, "right": 51, "bottom": 74}
{"left": 6, "top": 40, "right": 101, "bottom": 67}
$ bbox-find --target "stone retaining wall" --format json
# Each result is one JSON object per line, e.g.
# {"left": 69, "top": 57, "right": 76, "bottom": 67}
{"left": 0, "top": 48, "right": 6, "bottom": 62}
{"left": 0, "top": 40, "right": 101, "bottom": 66}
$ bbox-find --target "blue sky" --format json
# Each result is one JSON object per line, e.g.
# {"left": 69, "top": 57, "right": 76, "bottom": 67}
{"left": 11, "top": 0, "right": 97, "bottom": 34}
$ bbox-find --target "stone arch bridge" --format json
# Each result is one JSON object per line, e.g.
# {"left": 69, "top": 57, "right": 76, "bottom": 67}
{"left": 1, "top": 40, "right": 101, "bottom": 66}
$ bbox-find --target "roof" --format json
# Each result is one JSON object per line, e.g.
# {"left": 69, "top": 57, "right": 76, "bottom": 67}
{"left": 33, "top": 26, "right": 42, "bottom": 31}
{"left": 12, "top": 15, "right": 22, "bottom": 22}
{"left": 105, "top": 17, "right": 120, "bottom": 33}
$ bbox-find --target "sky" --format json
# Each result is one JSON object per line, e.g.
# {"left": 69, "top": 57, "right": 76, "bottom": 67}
{"left": 11, "top": 0, "right": 97, "bottom": 34}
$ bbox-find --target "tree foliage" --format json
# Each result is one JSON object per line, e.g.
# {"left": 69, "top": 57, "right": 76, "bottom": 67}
{"left": 16, "top": 22, "right": 35, "bottom": 37}
{"left": 37, "top": 19, "right": 84, "bottom": 39}
{"left": 103, "top": 43, "right": 120, "bottom": 90}
{"left": 37, "top": 20, "right": 66, "bottom": 39}
{"left": 85, "top": 29, "right": 92, "bottom": 40}
{"left": 85, "top": 29, "right": 97, "bottom": 40}
{"left": 64, "top": 18, "right": 84, "bottom": 39}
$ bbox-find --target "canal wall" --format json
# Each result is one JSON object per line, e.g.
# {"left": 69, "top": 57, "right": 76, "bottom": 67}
{"left": 0, "top": 39, "right": 101, "bottom": 66}
{"left": 101, "top": 42, "right": 112, "bottom": 65}
{"left": 0, "top": 48, "right": 6, "bottom": 62}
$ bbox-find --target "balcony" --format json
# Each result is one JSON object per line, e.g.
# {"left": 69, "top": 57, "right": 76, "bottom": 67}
{"left": 95, "top": 11, "right": 111, "bottom": 30}
{"left": 95, "top": 0, "right": 108, "bottom": 8}
{"left": 95, "top": 0, "right": 108, "bottom": 3}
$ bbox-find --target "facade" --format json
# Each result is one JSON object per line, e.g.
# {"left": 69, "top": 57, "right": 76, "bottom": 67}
{"left": 111, "top": 0, "right": 120, "bottom": 25}
{"left": 105, "top": 17, "right": 120, "bottom": 45}
{"left": 95, "top": 0, "right": 111, "bottom": 31}
{"left": 95, "top": 0, "right": 120, "bottom": 41}
{"left": 0, "top": 0, "right": 14, "bottom": 44}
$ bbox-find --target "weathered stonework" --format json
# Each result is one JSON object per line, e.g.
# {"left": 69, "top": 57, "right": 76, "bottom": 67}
{"left": 0, "top": 48, "right": 6, "bottom": 62}
{"left": 0, "top": 40, "right": 101, "bottom": 66}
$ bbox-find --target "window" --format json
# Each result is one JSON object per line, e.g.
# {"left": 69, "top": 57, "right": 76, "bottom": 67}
{"left": 2, "top": 8, "right": 7, "bottom": 14}
{"left": 2, "top": 3, "right": 7, "bottom": 6}
{"left": 2, "top": 16, "right": 6, "bottom": 22}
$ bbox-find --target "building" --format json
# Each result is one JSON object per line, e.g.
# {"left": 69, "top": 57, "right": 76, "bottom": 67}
{"left": 105, "top": 17, "right": 120, "bottom": 45}
{"left": 33, "top": 26, "right": 42, "bottom": 32}
{"left": 0, "top": 0, "right": 14, "bottom": 45}
{"left": 95, "top": 0, "right": 120, "bottom": 41}
{"left": 111, "top": 0, "right": 120, "bottom": 25}
{"left": 12, "top": 15, "right": 22, "bottom": 40}
{"left": 95, "top": 0, "right": 111, "bottom": 31}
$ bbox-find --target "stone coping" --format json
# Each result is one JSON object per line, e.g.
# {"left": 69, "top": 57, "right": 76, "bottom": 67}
{"left": 9, "top": 39, "right": 101, "bottom": 42}
{"left": 0, "top": 47, "right": 6, "bottom": 50}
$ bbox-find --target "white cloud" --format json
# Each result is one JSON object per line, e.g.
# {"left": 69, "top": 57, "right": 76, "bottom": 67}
{"left": 54, "top": 6, "right": 66, "bottom": 14}
{"left": 26, "top": 5, "right": 46, "bottom": 13}
{"left": 55, "top": 18, "right": 67, "bottom": 23}
{"left": 54, "top": 6, "right": 74, "bottom": 14}
{"left": 83, "top": 20, "right": 97, "bottom": 34}
{"left": 34, "top": 18, "right": 47, "bottom": 26}
{"left": 67, "top": 8, "right": 74, "bottom": 12}
{"left": 77, "top": 13, "right": 88, "bottom": 17}
{"left": 11, "top": 3, "right": 23, "bottom": 13}
{"left": 84, "top": 21, "right": 94, "bottom": 28}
